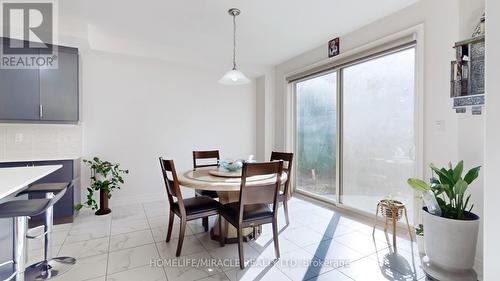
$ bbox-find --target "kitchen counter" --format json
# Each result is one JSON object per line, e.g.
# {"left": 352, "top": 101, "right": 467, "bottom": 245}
{"left": 0, "top": 165, "right": 62, "bottom": 199}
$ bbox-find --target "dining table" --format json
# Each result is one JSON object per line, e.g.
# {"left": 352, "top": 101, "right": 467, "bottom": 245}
{"left": 178, "top": 166, "right": 287, "bottom": 243}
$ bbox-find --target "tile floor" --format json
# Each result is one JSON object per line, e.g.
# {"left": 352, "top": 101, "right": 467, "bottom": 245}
{"left": 25, "top": 197, "right": 425, "bottom": 281}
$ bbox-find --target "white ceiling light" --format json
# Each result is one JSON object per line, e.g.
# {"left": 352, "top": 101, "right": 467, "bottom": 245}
{"left": 219, "top": 8, "right": 250, "bottom": 85}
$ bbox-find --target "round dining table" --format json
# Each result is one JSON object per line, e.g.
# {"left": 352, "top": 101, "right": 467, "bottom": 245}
{"left": 178, "top": 167, "right": 288, "bottom": 243}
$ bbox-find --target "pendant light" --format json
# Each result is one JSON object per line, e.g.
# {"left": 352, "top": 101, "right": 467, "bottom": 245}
{"left": 219, "top": 8, "right": 250, "bottom": 85}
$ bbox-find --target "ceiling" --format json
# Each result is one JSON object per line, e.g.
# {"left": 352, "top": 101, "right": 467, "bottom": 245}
{"left": 59, "top": 0, "right": 419, "bottom": 76}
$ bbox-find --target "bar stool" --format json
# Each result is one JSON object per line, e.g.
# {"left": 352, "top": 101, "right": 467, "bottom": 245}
{"left": 16, "top": 181, "right": 76, "bottom": 280}
{"left": 0, "top": 198, "right": 52, "bottom": 280}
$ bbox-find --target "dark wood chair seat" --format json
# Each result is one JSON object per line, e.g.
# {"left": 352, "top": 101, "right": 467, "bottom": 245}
{"left": 172, "top": 196, "right": 220, "bottom": 217}
{"left": 197, "top": 190, "right": 219, "bottom": 198}
{"left": 219, "top": 161, "right": 284, "bottom": 269}
{"left": 221, "top": 202, "right": 273, "bottom": 226}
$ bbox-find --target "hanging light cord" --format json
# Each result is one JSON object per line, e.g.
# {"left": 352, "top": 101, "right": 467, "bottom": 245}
{"left": 232, "top": 13, "right": 237, "bottom": 70}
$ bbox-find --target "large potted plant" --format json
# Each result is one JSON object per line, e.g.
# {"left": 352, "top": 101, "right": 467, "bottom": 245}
{"left": 407, "top": 161, "right": 480, "bottom": 272}
{"left": 76, "top": 157, "right": 129, "bottom": 215}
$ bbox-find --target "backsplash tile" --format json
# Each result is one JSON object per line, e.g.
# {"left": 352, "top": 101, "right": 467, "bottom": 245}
{"left": 0, "top": 124, "right": 82, "bottom": 162}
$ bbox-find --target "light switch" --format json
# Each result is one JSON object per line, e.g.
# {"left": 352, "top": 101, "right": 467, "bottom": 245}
{"left": 435, "top": 120, "right": 446, "bottom": 132}
{"left": 15, "top": 133, "right": 23, "bottom": 143}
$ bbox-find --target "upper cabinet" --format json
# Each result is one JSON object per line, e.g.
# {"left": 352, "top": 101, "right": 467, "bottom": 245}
{"left": 39, "top": 46, "right": 79, "bottom": 122}
{"left": 0, "top": 38, "right": 79, "bottom": 123}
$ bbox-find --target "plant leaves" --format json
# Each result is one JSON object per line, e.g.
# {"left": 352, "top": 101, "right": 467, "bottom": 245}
{"left": 464, "top": 166, "right": 481, "bottom": 185}
{"left": 407, "top": 178, "right": 431, "bottom": 192}
{"left": 453, "top": 161, "right": 464, "bottom": 181}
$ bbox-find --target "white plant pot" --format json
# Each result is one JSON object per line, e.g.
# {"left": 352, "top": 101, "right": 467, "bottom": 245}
{"left": 422, "top": 208, "right": 479, "bottom": 271}
{"left": 416, "top": 234, "right": 425, "bottom": 255}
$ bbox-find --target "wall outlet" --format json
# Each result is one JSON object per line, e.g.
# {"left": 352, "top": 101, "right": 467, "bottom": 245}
{"left": 15, "top": 133, "right": 23, "bottom": 143}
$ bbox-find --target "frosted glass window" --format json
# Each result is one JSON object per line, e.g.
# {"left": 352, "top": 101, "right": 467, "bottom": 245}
{"left": 295, "top": 72, "right": 337, "bottom": 201}
{"left": 342, "top": 48, "right": 416, "bottom": 220}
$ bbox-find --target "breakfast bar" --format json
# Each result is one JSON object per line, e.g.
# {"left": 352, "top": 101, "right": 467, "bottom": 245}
{"left": 0, "top": 165, "right": 62, "bottom": 280}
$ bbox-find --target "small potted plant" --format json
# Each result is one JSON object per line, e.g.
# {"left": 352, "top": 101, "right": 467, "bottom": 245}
{"left": 76, "top": 157, "right": 129, "bottom": 215}
{"left": 407, "top": 161, "right": 480, "bottom": 273}
{"left": 414, "top": 224, "right": 424, "bottom": 255}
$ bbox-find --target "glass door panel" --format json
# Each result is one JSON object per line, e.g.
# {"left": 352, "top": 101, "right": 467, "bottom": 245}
{"left": 295, "top": 72, "right": 337, "bottom": 201}
{"left": 341, "top": 48, "right": 416, "bottom": 221}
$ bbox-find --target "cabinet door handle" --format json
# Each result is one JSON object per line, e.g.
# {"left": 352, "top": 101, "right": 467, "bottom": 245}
{"left": 40, "top": 104, "right": 43, "bottom": 118}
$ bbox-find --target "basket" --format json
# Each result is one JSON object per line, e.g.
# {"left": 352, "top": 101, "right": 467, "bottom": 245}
{"left": 379, "top": 199, "right": 405, "bottom": 221}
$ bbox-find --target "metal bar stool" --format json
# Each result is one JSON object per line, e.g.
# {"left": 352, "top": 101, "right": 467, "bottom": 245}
{"left": 16, "top": 181, "right": 76, "bottom": 280}
{"left": 0, "top": 198, "right": 52, "bottom": 281}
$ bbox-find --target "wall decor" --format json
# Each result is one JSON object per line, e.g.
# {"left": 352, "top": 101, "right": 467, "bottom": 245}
{"left": 450, "top": 35, "right": 484, "bottom": 114}
{"left": 328, "top": 37, "right": 340, "bottom": 58}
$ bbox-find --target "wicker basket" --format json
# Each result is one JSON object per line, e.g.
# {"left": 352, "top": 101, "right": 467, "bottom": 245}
{"left": 379, "top": 199, "right": 405, "bottom": 221}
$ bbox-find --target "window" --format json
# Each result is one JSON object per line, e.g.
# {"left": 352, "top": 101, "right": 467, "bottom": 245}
{"left": 293, "top": 46, "right": 416, "bottom": 222}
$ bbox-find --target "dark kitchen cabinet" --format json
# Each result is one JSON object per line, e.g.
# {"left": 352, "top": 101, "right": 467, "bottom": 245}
{"left": 0, "top": 37, "right": 79, "bottom": 123}
{"left": 40, "top": 47, "right": 79, "bottom": 122}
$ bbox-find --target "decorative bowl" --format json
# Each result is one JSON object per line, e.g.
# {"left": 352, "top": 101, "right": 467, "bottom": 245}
{"left": 219, "top": 159, "right": 243, "bottom": 172}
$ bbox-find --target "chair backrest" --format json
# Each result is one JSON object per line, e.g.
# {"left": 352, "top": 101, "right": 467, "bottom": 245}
{"left": 193, "top": 150, "right": 220, "bottom": 170}
{"left": 238, "top": 161, "right": 283, "bottom": 220}
{"left": 270, "top": 151, "right": 294, "bottom": 196}
{"left": 159, "top": 158, "right": 183, "bottom": 207}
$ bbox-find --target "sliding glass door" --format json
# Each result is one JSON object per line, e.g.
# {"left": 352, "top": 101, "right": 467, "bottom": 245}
{"left": 293, "top": 47, "right": 416, "bottom": 221}
{"left": 295, "top": 72, "right": 337, "bottom": 201}
{"left": 342, "top": 48, "right": 416, "bottom": 218}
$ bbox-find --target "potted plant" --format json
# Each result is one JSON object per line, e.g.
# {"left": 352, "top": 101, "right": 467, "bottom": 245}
{"left": 75, "top": 157, "right": 129, "bottom": 215}
{"left": 407, "top": 161, "right": 480, "bottom": 272}
{"left": 414, "top": 224, "right": 424, "bottom": 255}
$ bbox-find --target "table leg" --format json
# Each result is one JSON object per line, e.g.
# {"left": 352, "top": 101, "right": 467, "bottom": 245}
{"left": 210, "top": 191, "right": 261, "bottom": 243}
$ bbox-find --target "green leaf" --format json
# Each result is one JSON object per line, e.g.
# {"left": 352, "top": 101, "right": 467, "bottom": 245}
{"left": 453, "top": 161, "right": 464, "bottom": 181}
{"left": 453, "top": 179, "right": 468, "bottom": 197}
{"left": 407, "top": 178, "right": 431, "bottom": 192}
{"left": 75, "top": 203, "right": 83, "bottom": 211}
{"left": 464, "top": 166, "right": 481, "bottom": 184}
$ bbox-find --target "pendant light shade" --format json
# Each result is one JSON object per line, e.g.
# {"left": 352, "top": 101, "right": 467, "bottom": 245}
{"left": 219, "top": 8, "right": 250, "bottom": 85}
{"left": 218, "top": 69, "right": 250, "bottom": 85}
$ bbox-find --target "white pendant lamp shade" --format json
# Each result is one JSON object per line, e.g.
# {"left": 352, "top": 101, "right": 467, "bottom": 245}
{"left": 218, "top": 69, "right": 250, "bottom": 85}
{"left": 219, "top": 8, "right": 250, "bottom": 85}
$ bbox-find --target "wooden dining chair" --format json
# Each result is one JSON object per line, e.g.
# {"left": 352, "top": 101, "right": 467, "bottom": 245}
{"left": 270, "top": 151, "right": 294, "bottom": 226}
{"left": 159, "top": 157, "right": 221, "bottom": 256}
{"left": 193, "top": 150, "right": 220, "bottom": 231}
{"left": 218, "top": 161, "right": 284, "bottom": 269}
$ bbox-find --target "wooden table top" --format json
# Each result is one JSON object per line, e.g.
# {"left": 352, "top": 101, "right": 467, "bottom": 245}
{"left": 178, "top": 167, "right": 287, "bottom": 192}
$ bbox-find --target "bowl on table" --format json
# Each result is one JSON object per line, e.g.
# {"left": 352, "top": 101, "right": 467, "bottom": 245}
{"left": 219, "top": 159, "right": 243, "bottom": 172}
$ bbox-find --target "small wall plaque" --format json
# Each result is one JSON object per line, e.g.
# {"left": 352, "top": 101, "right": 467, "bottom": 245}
{"left": 328, "top": 38, "right": 340, "bottom": 58}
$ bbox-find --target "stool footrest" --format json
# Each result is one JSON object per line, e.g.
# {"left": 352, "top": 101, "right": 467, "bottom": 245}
{"left": 26, "top": 225, "right": 48, "bottom": 240}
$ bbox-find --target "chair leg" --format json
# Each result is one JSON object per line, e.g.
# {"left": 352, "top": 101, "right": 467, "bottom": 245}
{"left": 202, "top": 217, "right": 209, "bottom": 232}
{"left": 166, "top": 211, "right": 174, "bottom": 242}
{"left": 272, "top": 220, "right": 280, "bottom": 259}
{"left": 283, "top": 199, "right": 290, "bottom": 226}
{"left": 219, "top": 215, "right": 225, "bottom": 247}
{"left": 237, "top": 227, "right": 245, "bottom": 269}
{"left": 176, "top": 219, "right": 186, "bottom": 257}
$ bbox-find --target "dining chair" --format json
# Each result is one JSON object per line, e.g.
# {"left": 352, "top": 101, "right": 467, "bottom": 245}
{"left": 193, "top": 150, "right": 220, "bottom": 231}
{"left": 159, "top": 157, "right": 221, "bottom": 256}
{"left": 218, "top": 161, "right": 284, "bottom": 269}
{"left": 270, "top": 151, "right": 294, "bottom": 226}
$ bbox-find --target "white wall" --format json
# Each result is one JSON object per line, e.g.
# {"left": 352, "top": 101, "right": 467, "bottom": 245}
{"left": 81, "top": 50, "right": 256, "bottom": 205}
{"left": 269, "top": 0, "right": 486, "bottom": 273}
{"left": 484, "top": 0, "right": 500, "bottom": 279}
{"left": 457, "top": 0, "right": 485, "bottom": 274}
